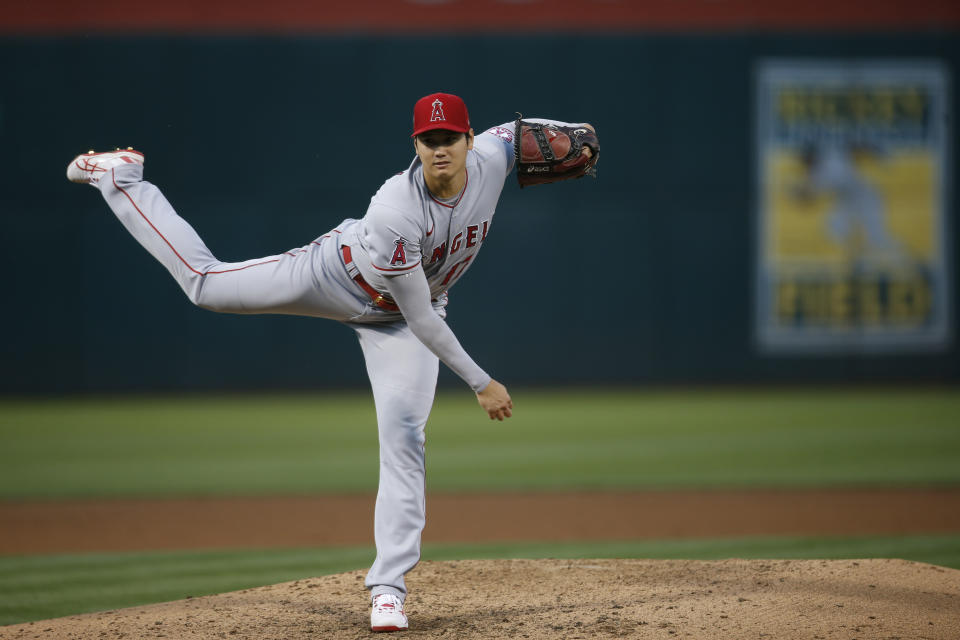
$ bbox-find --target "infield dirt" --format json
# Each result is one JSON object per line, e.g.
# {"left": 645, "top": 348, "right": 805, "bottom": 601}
{"left": 2, "top": 558, "right": 958, "bottom": 639}
{"left": 3, "top": 489, "right": 960, "bottom": 638}
{"left": 3, "top": 488, "right": 960, "bottom": 554}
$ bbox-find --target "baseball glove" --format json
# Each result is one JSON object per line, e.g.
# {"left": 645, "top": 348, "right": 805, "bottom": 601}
{"left": 514, "top": 117, "right": 600, "bottom": 187}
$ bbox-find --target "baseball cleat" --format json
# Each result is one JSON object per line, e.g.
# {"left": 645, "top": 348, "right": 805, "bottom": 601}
{"left": 66, "top": 148, "right": 144, "bottom": 185}
{"left": 370, "top": 593, "right": 408, "bottom": 632}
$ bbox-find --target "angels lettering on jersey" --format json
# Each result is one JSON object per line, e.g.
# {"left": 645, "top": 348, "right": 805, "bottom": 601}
{"left": 387, "top": 218, "right": 490, "bottom": 288}
{"left": 428, "top": 219, "right": 490, "bottom": 287}
{"left": 355, "top": 122, "right": 517, "bottom": 303}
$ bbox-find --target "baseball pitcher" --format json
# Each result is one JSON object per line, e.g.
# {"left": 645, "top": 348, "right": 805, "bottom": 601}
{"left": 66, "top": 92, "right": 599, "bottom": 632}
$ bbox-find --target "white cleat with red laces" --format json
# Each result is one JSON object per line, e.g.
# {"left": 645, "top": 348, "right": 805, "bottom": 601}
{"left": 370, "top": 593, "right": 408, "bottom": 632}
{"left": 66, "top": 148, "right": 144, "bottom": 186}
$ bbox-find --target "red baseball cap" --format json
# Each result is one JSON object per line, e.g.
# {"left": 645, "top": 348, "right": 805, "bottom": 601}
{"left": 411, "top": 92, "right": 471, "bottom": 137}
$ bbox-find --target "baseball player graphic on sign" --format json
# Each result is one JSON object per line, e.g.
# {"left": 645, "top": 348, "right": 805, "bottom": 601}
{"left": 794, "top": 142, "right": 904, "bottom": 263}
{"left": 66, "top": 92, "right": 597, "bottom": 633}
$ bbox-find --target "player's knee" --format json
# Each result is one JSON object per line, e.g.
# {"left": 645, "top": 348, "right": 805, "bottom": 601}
{"left": 182, "top": 281, "right": 212, "bottom": 309}
{"left": 193, "top": 296, "right": 242, "bottom": 314}
{"left": 378, "top": 420, "right": 426, "bottom": 466}
{"left": 185, "top": 280, "right": 243, "bottom": 314}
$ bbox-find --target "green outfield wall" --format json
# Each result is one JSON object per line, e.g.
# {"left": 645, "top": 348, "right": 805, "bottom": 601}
{"left": 1, "top": 32, "right": 957, "bottom": 392}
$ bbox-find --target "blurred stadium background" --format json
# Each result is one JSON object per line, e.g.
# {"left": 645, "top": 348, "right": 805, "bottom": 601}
{"left": 1, "top": 0, "right": 958, "bottom": 627}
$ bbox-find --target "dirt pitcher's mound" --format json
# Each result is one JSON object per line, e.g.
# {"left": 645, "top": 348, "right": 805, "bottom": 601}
{"left": 3, "top": 559, "right": 959, "bottom": 639}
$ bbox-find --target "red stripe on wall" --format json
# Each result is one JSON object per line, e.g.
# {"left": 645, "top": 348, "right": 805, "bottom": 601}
{"left": 2, "top": 0, "right": 958, "bottom": 34}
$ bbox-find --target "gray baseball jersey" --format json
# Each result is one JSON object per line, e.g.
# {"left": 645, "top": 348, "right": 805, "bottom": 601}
{"left": 343, "top": 122, "right": 516, "bottom": 310}
{"left": 81, "top": 117, "right": 577, "bottom": 605}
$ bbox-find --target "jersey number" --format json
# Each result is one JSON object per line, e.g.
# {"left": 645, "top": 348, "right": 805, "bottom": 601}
{"left": 441, "top": 256, "right": 473, "bottom": 286}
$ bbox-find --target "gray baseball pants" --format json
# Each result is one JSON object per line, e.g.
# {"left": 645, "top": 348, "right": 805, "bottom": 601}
{"left": 101, "top": 163, "right": 434, "bottom": 600}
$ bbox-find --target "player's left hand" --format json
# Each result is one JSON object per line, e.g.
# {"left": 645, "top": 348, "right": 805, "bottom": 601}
{"left": 477, "top": 379, "right": 513, "bottom": 421}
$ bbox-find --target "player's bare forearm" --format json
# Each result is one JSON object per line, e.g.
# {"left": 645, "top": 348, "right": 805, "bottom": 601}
{"left": 477, "top": 379, "right": 513, "bottom": 421}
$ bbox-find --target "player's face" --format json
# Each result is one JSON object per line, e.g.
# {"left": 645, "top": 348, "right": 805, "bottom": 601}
{"left": 415, "top": 129, "right": 474, "bottom": 183}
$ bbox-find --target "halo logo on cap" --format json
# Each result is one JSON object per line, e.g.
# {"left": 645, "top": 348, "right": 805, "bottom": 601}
{"left": 430, "top": 99, "right": 446, "bottom": 123}
{"left": 412, "top": 92, "right": 470, "bottom": 137}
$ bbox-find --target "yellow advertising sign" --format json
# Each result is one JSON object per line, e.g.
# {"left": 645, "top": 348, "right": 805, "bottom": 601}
{"left": 755, "top": 62, "right": 950, "bottom": 352}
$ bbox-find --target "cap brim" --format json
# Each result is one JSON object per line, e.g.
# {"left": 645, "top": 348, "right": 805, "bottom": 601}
{"left": 411, "top": 122, "right": 471, "bottom": 137}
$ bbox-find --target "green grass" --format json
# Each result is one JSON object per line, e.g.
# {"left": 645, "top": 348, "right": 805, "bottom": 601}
{"left": 1, "top": 388, "right": 957, "bottom": 626}
{"left": 1, "top": 388, "right": 959, "bottom": 497}
{"left": 2, "top": 534, "right": 958, "bottom": 626}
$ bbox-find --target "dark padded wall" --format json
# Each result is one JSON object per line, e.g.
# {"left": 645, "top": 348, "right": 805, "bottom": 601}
{"left": 1, "top": 33, "right": 957, "bottom": 392}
